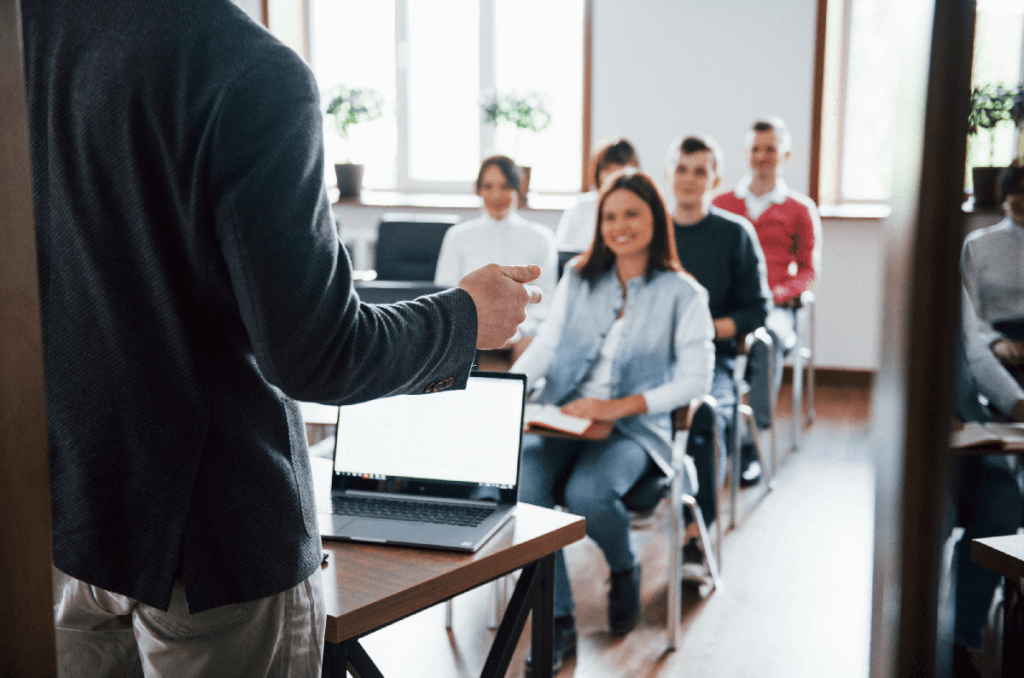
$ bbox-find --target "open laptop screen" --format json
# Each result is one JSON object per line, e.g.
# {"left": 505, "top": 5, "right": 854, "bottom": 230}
{"left": 331, "top": 372, "right": 525, "bottom": 502}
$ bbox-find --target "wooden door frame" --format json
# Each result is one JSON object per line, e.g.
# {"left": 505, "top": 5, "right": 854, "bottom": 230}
{"left": 868, "top": 0, "right": 975, "bottom": 675}
{"left": 0, "top": 0, "right": 57, "bottom": 675}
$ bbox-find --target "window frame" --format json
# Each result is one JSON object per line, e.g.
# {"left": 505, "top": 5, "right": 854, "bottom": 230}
{"left": 303, "top": 0, "right": 593, "bottom": 196}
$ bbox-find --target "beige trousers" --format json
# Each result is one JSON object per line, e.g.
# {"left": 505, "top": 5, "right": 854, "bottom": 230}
{"left": 53, "top": 566, "right": 325, "bottom": 678}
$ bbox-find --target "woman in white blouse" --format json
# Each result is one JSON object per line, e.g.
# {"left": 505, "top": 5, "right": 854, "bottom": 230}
{"left": 434, "top": 155, "right": 557, "bottom": 359}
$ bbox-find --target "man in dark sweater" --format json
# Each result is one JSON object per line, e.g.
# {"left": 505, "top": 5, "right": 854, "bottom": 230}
{"left": 665, "top": 135, "right": 771, "bottom": 537}
{"left": 24, "top": 1, "right": 540, "bottom": 675}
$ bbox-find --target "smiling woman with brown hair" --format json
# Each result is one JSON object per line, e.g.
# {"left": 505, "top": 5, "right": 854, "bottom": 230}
{"left": 511, "top": 169, "right": 714, "bottom": 673}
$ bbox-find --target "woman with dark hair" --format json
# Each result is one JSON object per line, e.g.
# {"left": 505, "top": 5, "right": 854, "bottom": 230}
{"left": 553, "top": 138, "right": 641, "bottom": 253}
{"left": 435, "top": 155, "right": 557, "bottom": 357}
{"left": 512, "top": 169, "right": 714, "bottom": 671}
{"left": 962, "top": 166, "right": 1024, "bottom": 372}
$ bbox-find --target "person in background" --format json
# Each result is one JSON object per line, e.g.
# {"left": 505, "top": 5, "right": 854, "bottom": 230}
{"left": 712, "top": 117, "right": 822, "bottom": 437}
{"left": 962, "top": 165, "right": 1024, "bottom": 382}
{"left": 513, "top": 170, "right": 714, "bottom": 673}
{"left": 949, "top": 288, "right": 1024, "bottom": 678}
{"left": 553, "top": 138, "right": 641, "bottom": 255}
{"left": 435, "top": 154, "right": 558, "bottom": 362}
{"left": 666, "top": 134, "right": 771, "bottom": 553}
{"left": 27, "top": 2, "right": 542, "bottom": 676}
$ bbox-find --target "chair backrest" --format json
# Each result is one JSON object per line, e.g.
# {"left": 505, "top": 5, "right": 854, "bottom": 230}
{"left": 354, "top": 281, "right": 448, "bottom": 304}
{"left": 557, "top": 250, "right": 582, "bottom": 280}
{"left": 374, "top": 213, "right": 460, "bottom": 281}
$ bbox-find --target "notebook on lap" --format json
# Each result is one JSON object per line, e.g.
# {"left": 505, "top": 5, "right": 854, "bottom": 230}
{"left": 319, "top": 371, "right": 526, "bottom": 552}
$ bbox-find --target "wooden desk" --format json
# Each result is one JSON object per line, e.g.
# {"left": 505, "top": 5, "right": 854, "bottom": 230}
{"left": 971, "top": 535, "right": 1024, "bottom": 678}
{"left": 321, "top": 503, "right": 585, "bottom": 677}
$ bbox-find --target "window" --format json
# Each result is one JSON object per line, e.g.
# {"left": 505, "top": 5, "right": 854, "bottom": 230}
{"left": 309, "top": 0, "right": 585, "bottom": 193}
{"left": 821, "top": 0, "right": 1024, "bottom": 203}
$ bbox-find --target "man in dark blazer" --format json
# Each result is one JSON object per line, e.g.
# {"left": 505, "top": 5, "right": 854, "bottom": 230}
{"left": 23, "top": 1, "right": 540, "bottom": 675}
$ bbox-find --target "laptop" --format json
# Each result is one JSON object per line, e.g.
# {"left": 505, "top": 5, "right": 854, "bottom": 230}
{"left": 319, "top": 371, "right": 526, "bottom": 552}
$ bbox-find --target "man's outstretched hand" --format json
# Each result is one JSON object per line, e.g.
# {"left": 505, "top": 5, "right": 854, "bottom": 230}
{"left": 458, "top": 264, "right": 543, "bottom": 349}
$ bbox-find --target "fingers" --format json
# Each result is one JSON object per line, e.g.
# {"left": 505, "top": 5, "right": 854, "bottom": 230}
{"left": 498, "top": 264, "right": 542, "bottom": 284}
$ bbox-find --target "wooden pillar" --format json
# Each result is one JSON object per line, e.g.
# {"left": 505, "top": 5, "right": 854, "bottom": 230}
{"left": 868, "top": 0, "right": 975, "bottom": 675}
{"left": 0, "top": 0, "right": 56, "bottom": 675}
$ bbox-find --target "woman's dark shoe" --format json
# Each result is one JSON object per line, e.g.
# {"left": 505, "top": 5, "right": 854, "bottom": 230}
{"left": 607, "top": 564, "right": 641, "bottom": 635}
{"left": 524, "top": 614, "right": 576, "bottom": 677}
{"left": 739, "top": 442, "right": 762, "bottom": 487}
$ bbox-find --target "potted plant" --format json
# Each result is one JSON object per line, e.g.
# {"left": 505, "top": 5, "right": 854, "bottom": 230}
{"left": 325, "top": 85, "right": 385, "bottom": 198}
{"left": 1011, "top": 84, "right": 1024, "bottom": 167}
{"left": 480, "top": 90, "right": 552, "bottom": 203}
{"left": 968, "top": 83, "right": 1014, "bottom": 207}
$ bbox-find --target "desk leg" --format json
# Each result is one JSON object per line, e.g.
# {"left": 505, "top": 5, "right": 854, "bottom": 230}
{"left": 480, "top": 555, "right": 554, "bottom": 678}
{"left": 1004, "top": 577, "right": 1023, "bottom": 678}
{"left": 323, "top": 639, "right": 385, "bottom": 678}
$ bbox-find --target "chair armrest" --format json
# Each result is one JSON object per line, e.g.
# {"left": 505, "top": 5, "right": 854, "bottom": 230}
{"left": 672, "top": 395, "right": 719, "bottom": 434}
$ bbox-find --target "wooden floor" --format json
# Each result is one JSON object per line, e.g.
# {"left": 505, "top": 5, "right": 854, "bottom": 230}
{"left": 355, "top": 382, "right": 874, "bottom": 678}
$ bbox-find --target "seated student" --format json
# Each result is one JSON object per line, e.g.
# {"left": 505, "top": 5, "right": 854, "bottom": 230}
{"left": 962, "top": 166, "right": 1024, "bottom": 381}
{"left": 512, "top": 170, "right": 714, "bottom": 672}
{"left": 554, "top": 138, "right": 641, "bottom": 254}
{"left": 435, "top": 154, "right": 558, "bottom": 359}
{"left": 666, "top": 134, "right": 771, "bottom": 523}
{"left": 950, "top": 288, "right": 1024, "bottom": 678}
{"left": 712, "top": 118, "right": 822, "bottom": 431}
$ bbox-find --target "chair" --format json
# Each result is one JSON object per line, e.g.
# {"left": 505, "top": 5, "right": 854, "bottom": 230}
{"left": 373, "top": 213, "right": 460, "bottom": 281}
{"left": 779, "top": 290, "right": 817, "bottom": 451}
{"left": 445, "top": 396, "right": 723, "bottom": 654}
{"left": 556, "top": 250, "right": 581, "bottom": 280}
{"left": 729, "top": 328, "right": 777, "bottom": 530}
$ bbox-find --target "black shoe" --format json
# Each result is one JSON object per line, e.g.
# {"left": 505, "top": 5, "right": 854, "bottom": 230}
{"left": 952, "top": 644, "right": 982, "bottom": 678}
{"left": 739, "top": 443, "right": 762, "bottom": 487}
{"left": 607, "top": 564, "right": 641, "bottom": 636}
{"left": 524, "top": 615, "right": 576, "bottom": 677}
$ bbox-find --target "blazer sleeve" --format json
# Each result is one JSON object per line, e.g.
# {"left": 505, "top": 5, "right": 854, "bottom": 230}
{"left": 208, "top": 50, "right": 477, "bottom": 404}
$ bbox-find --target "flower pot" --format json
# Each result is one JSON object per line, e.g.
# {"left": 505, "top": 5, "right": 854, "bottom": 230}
{"left": 516, "top": 165, "right": 531, "bottom": 206}
{"left": 972, "top": 166, "right": 1004, "bottom": 209}
{"left": 334, "top": 163, "right": 365, "bottom": 199}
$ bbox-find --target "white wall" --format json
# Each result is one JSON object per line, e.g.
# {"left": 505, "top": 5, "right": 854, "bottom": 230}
{"left": 591, "top": 0, "right": 817, "bottom": 194}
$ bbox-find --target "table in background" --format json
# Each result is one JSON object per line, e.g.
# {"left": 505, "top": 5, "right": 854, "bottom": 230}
{"left": 321, "top": 503, "right": 584, "bottom": 678}
{"left": 971, "top": 534, "right": 1024, "bottom": 678}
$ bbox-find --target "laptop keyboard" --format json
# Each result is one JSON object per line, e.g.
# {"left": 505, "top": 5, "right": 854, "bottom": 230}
{"left": 330, "top": 496, "right": 495, "bottom": 527}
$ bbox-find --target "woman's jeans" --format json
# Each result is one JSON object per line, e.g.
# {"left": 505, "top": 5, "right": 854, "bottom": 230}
{"left": 519, "top": 430, "right": 652, "bottom": 619}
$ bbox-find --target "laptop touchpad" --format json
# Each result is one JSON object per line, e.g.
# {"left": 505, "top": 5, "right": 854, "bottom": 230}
{"left": 346, "top": 518, "right": 424, "bottom": 543}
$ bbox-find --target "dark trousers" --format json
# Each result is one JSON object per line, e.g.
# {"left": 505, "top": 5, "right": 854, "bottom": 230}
{"left": 953, "top": 454, "right": 1024, "bottom": 647}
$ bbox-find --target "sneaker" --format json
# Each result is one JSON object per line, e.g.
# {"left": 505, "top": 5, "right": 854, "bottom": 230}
{"left": 607, "top": 564, "right": 641, "bottom": 636}
{"left": 739, "top": 443, "right": 762, "bottom": 487}
{"left": 524, "top": 615, "right": 576, "bottom": 677}
{"left": 681, "top": 538, "right": 708, "bottom": 587}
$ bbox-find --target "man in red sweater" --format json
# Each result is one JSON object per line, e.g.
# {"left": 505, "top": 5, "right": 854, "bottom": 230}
{"left": 712, "top": 118, "right": 821, "bottom": 431}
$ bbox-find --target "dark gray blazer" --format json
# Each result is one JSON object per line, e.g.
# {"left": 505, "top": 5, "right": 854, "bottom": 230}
{"left": 24, "top": 0, "right": 477, "bottom": 612}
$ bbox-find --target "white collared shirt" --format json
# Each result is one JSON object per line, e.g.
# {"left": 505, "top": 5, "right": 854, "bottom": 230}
{"left": 735, "top": 175, "right": 789, "bottom": 222}
{"left": 962, "top": 216, "right": 1024, "bottom": 345}
{"left": 434, "top": 210, "right": 557, "bottom": 335}
{"left": 554, "top": 191, "right": 599, "bottom": 252}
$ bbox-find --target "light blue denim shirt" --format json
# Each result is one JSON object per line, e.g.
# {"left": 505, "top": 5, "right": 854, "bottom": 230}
{"left": 513, "top": 262, "right": 715, "bottom": 473}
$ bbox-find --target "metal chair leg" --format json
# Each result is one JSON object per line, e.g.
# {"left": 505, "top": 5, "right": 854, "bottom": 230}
{"left": 792, "top": 328, "right": 803, "bottom": 453}
{"left": 445, "top": 598, "right": 453, "bottom": 630}
{"left": 681, "top": 496, "right": 721, "bottom": 591}
{"left": 806, "top": 296, "right": 816, "bottom": 426}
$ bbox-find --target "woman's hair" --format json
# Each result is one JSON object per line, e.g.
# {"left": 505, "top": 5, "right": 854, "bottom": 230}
{"left": 589, "top": 138, "right": 640, "bottom": 189}
{"left": 999, "top": 166, "right": 1024, "bottom": 202}
{"left": 476, "top": 154, "right": 521, "bottom": 193}
{"left": 576, "top": 169, "right": 683, "bottom": 287}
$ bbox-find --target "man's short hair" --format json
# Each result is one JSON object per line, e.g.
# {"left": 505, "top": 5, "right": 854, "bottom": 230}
{"left": 665, "top": 134, "right": 724, "bottom": 176}
{"left": 746, "top": 117, "right": 792, "bottom": 152}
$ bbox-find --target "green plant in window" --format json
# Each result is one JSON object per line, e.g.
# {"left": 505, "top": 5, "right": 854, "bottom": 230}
{"left": 969, "top": 83, "right": 1014, "bottom": 166}
{"left": 324, "top": 85, "right": 385, "bottom": 161}
{"left": 480, "top": 90, "right": 553, "bottom": 162}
